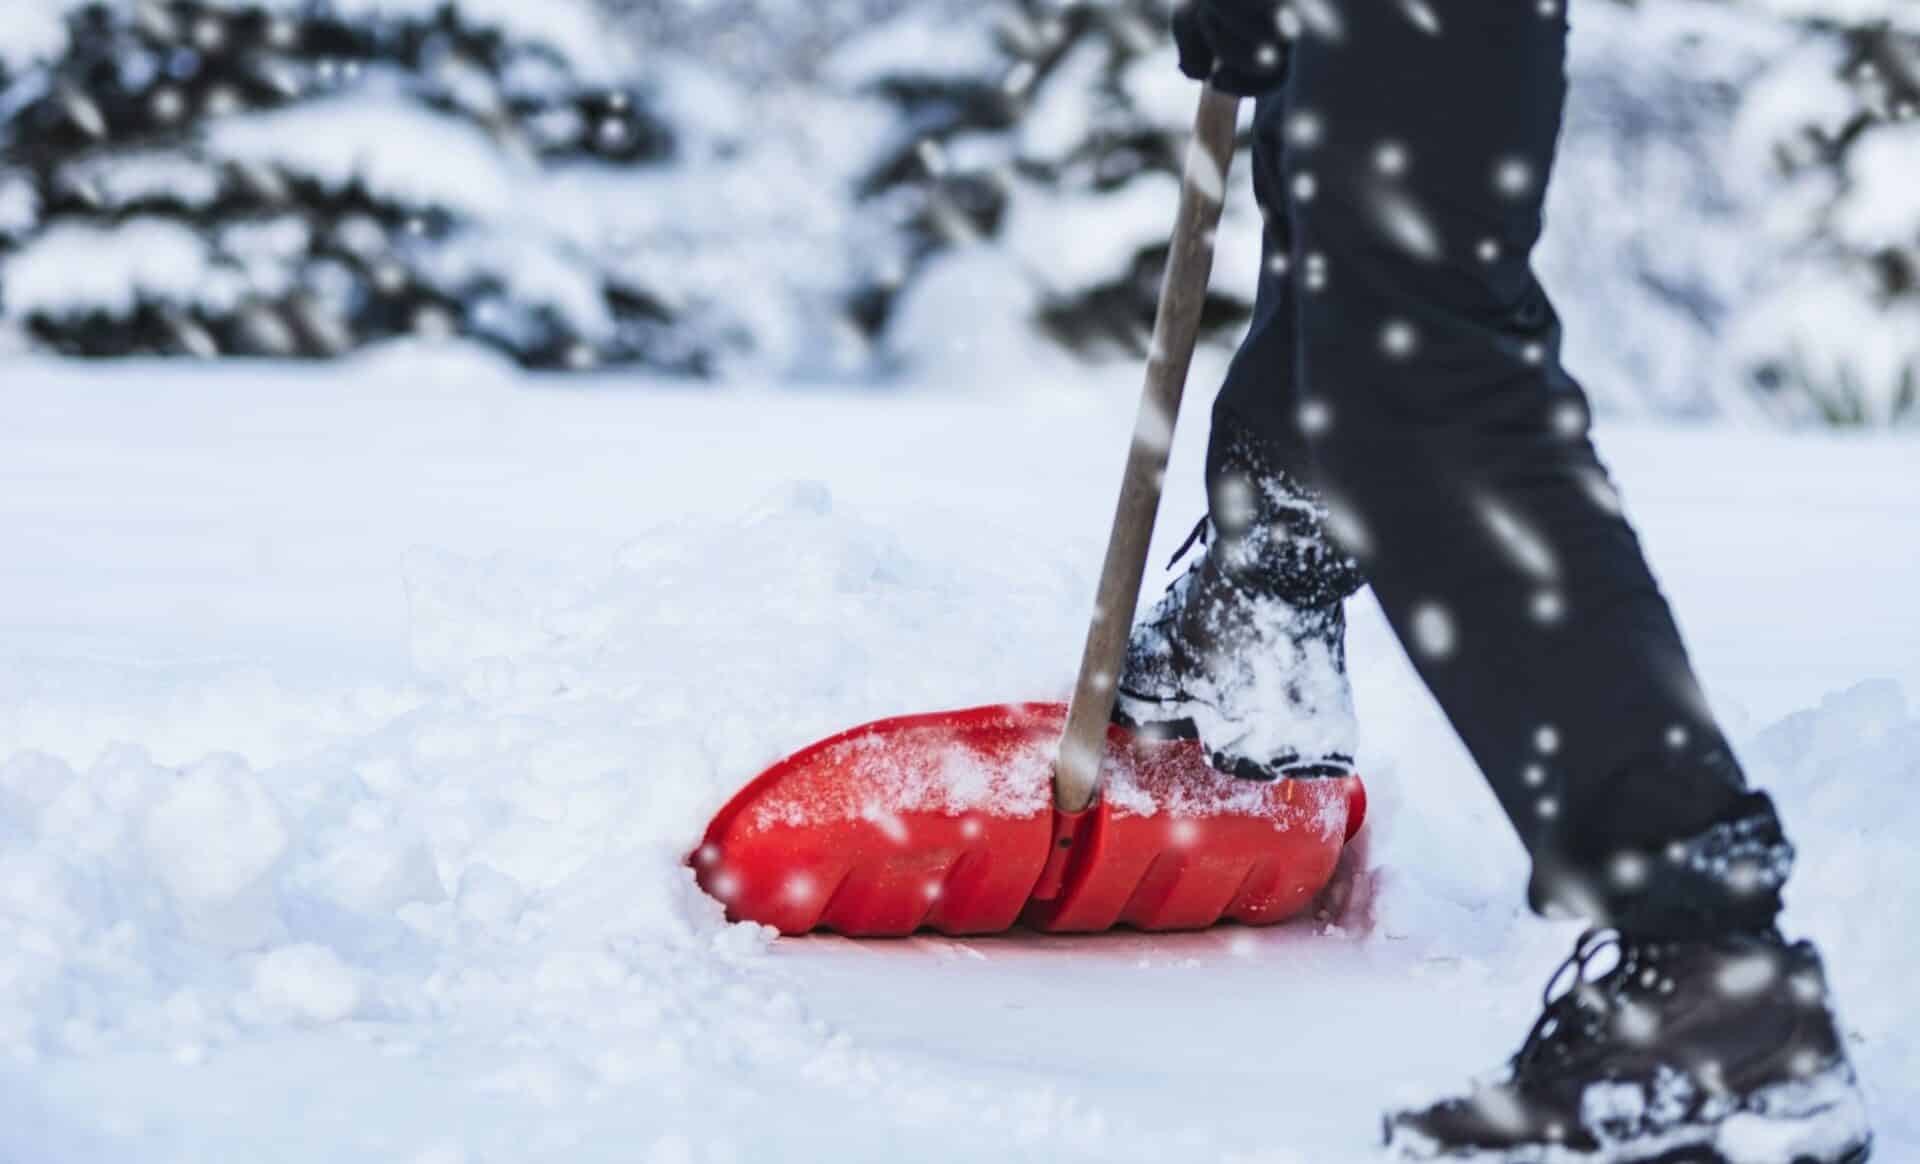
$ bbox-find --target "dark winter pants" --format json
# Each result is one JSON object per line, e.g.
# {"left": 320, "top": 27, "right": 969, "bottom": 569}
{"left": 1211, "top": 0, "right": 1790, "bottom": 937}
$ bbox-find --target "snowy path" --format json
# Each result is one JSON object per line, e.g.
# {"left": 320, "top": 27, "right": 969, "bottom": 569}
{"left": 2, "top": 355, "right": 1915, "bottom": 1162}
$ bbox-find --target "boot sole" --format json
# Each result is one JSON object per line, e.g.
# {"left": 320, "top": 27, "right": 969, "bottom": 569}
{"left": 1385, "top": 1125, "right": 1870, "bottom": 1164}
{"left": 1110, "top": 700, "right": 1355, "bottom": 781}
{"left": 1385, "top": 1138, "right": 1869, "bottom": 1164}
{"left": 1384, "top": 1079, "right": 1873, "bottom": 1164}
{"left": 1637, "top": 1081, "right": 1873, "bottom": 1164}
{"left": 1642, "top": 1141, "right": 1869, "bottom": 1164}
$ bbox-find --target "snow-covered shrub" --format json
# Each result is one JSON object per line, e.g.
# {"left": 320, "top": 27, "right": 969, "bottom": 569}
{"left": 0, "top": 0, "right": 735, "bottom": 370}
{"left": 838, "top": 0, "right": 1263, "bottom": 365}
{"left": 1541, "top": 0, "right": 1916, "bottom": 427}
{"left": 598, "top": 0, "right": 938, "bottom": 80}
{"left": 1535, "top": 1, "right": 1789, "bottom": 420}
{"left": 1721, "top": 10, "right": 1919, "bottom": 426}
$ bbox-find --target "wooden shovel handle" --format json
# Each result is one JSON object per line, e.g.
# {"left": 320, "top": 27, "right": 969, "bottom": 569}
{"left": 1054, "top": 85, "right": 1242, "bottom": 813}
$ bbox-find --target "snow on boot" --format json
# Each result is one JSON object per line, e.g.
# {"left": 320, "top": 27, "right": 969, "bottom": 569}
{"left": 1113, "top": 515, "right": 1358, "bottom": 780}
{"left": 1113, "top": 426, "right": 1364, "bottom": 780}
{"left": 1382, "top": 928, "right": 1873, "bottom": 1164}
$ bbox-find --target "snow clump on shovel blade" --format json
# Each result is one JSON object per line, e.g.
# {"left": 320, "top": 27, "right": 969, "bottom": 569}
{"left": 743, "top": 720, "right": 1056, "bottom": 831}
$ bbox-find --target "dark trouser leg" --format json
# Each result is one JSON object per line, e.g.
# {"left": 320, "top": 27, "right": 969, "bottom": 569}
{"left": 1204, "top": 96, "right": 1367, "bottom": 611}
{"left": 1271, "top": 0, "right": 1788, "bottom": 937}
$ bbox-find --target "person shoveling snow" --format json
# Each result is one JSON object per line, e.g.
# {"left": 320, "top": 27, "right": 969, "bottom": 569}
{"left": 697, "top": 3, "right": 1874, "bottom": 1162}
{"left": 1142, "top": 3, "right": 1871, "bottom": 1161}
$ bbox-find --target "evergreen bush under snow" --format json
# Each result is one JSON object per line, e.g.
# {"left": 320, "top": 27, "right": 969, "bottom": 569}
{"left": 0, "top": 0, "right": 805, "bottom": 371}
{"left": 837, "top": 0, "right": 1262, "bottom": 365}
{"left": 1720, "top": 4, "right": 1919, "bottom": 425}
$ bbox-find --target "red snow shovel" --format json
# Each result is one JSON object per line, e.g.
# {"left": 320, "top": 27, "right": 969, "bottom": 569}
{"left": 691, "top": 88, "right": 1365, "bottom": 937}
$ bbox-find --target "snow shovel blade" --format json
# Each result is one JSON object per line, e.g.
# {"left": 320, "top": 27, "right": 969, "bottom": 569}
{"left": 691, "top": 703, "right": 1365, "bottom": 938}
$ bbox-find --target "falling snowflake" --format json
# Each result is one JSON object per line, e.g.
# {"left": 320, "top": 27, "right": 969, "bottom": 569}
{"left": 1478, "top": 497, "right": 1559, "bottom": 581}
{"left": 194, "top": 15, "right": 226, "bottom": 49}
{"left": 596, "top": 117, "right": 631, "bottom": 149}
{"left": 1551, "top": 399, "right": 1587, "bottom": 437}
{"left": 1535, "top": 724, "right": 1562, "bottom": 754}
{"left": 1380, "top": 319, "right": 1419, "bottom": 359}
{"left": 1287, "top": 111, "right": 1324, "bottom": 148}
{"left": 1615, "top": 999, "right": 1660, "bottom": 1045}
{"left": 1495, "top": 158, "right": 1537, "bottom": 198}
{"left": 1215, "top": 473, "right": 1258, "bottom": 528}
{"left": 1789, "top": 973, "right": 1826, "bottom": 1005}
{"left": 1576, "top": 469, "right": 1626, "bottom": 516}
{"left": 1531, "top": 589, "right": 1566, "bottom": 623}
{"left": 1133, "top": 395, "right": 1176, "bottom": 452}
{"left": 1411, "top": 601, "right": 1457, "bottom": 659}
{"left": 1323, "top": 496, "right": 1374, "bottom": 557}
{"left": 1184, "top": 138, "right": 1227, "bottom": 203}
{"left": 1478, "top": 498, "right": 1559, "bottom": 581}
{"left": 1611, "top": 852, "right": 1650, "bottom": 889}
{"left": 1398, "top": 0, "right": 1443, "bottom": 36}
{"left": 1373, "top": 189, "right": 1442, "bottom": 262}
{"left": 148, "top": 86, "right": 186, "bottom": 122}
{"left": 1292, "top": 0, "right": 1347, "bottom": 42}
{"left": 1304, "top": 252, "right": 1329, "bottom": 292}
{"left": 413, "top": 305, "right": 457, "bottom": 338}
{"left": 1297, "top": 399, "right": 1333, "bottom": 436}
{"left": 1714, "top": 953, "right": 1779, "bottom": 998}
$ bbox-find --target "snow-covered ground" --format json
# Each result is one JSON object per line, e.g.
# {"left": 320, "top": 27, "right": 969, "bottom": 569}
{"left": 1, "top": 351, "right": 1916, "bottom": 1163}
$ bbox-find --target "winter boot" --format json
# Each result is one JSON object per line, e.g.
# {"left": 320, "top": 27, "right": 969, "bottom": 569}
{"left": 1114, "top": 425, "right": 1365, "bottom": 780}
{"left": 1382, "top": 928, "right": 1873, "bottom": 1164}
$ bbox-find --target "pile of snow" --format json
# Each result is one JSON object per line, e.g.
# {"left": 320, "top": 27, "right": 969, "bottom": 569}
{"left": 0, "top": 470, "right": 1085, "bottom": 1059}
{"left": 1743, "top": 680, "right": 1920, "bottom": 1090}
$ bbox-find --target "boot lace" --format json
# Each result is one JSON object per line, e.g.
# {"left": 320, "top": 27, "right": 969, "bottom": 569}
{"left": 1512, "top": 929, "right": 1654, "bottom": 1076}
{"left": 1133, "top": 517, "right": 1212, "bottom": 639}
{"left": 1165, "top": 515, "right": 1210, "bottom": 571}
